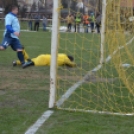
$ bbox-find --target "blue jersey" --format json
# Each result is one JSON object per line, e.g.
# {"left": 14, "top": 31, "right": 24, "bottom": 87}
{"left": 4, "top": 12, "right": 20, "bottom": 39}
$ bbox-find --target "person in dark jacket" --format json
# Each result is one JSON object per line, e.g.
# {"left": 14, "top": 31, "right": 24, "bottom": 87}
{"left": 95, "top": 13, "right": 101, "bottom": 33}
{"left": 34, "top": 14, "right": 40, "bottom": 31}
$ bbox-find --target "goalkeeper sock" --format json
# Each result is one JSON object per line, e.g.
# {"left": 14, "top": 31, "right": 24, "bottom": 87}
{"left": 22, "top": 49, "right": 30, "bottom": 60}
{"left": 17, "top": 51, "right": 25, "bottom": 64}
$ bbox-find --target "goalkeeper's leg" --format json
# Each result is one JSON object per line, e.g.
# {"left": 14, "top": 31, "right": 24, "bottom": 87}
{"left": 22, "top": 46, "right": 30, "bottom": 61}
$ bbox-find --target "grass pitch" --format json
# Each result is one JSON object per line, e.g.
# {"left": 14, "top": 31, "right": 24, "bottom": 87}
{"left": 0, "top": 31, "right": 134, "bottom": 134}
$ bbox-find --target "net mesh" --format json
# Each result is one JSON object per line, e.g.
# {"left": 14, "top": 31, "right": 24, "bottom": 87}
{"left": 56, "top": 0, "right": 134, "bottom": 115}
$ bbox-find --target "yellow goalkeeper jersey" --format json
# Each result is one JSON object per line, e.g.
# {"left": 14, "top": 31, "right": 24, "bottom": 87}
{"left": 31, "top": 53, "right": 76, "bottom": 67}
{"left": 16, "top": 53, "right": 76, "bottom": 67}
{"left": 32, "top": 54, "right": 51, "bottom": 66}
{"left": 57, "top": 54, "right": 75, "bottom": 66}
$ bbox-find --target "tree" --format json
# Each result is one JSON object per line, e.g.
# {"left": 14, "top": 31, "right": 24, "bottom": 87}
{"left": 31, "top": 2, "right": 37, "bottom": 12}
{"left": 61, "top": 0, "right": 68, "bottom": 8}
{"left": 70, "top": 1, "right": 77, "bottom": 12}
{"left": 1, "top": 0, "right": 18, "bottom": 14}
{"left": 19, "top": 5, "right": 27, "bottom": 18}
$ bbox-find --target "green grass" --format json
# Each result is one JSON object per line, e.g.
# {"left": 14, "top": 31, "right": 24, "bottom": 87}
{"left": 0, "top": 31, "right": 51, "bottom": 134}
{"left": 0, "top": 30, "right": 134, "bottom": 134}
{"left": 37, "top": 111, "right": 134, "bottom": 134}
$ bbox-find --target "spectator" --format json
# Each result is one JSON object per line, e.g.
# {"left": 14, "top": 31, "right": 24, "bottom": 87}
{"left": 83, "top": 12, "right": 90, "bottom": 33}
{"left": 74, "top": 13, "right": 76, "bottom": 32}
{"left": 66, "top": 14, "right": 74, "bottom": 32}
{"left": 90, "top": 12, "right": 95, "bottom": 32}
{"left": 75, "top": 12, "right": 82, "bottom": 32}
{"left": 95, "top": 13, "right": 101, "bottom": 33}
{"left": 34, "top": 14, "right": 40, "bottom": 31}
{"left": 42, "top": 15, "right": 47, "bottom": 31}
{"left": 28, "top": 16, "right": 32, "bottom": 31}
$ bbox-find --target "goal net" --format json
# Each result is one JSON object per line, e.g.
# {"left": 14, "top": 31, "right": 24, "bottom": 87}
{"left": 51, "top": 0, "right": 134, "bottom": 115}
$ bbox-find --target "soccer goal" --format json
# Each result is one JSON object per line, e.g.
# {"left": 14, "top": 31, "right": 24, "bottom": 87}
{"left": 49, "top": 0, "right": 134, "bottom": 115}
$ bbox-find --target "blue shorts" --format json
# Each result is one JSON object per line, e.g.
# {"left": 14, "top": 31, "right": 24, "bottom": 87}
{"left": 0, "top": 33, "right": 23, "bottom": 51}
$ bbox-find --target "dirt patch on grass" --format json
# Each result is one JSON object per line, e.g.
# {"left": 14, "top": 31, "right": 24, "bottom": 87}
{"left": 0, "top": 67, "right": 116, "bottom": 90}
{"left": 0, "top": 70, "right": 49, "bottom": 79}
{"left": 0, "top": 82, "right": 50, "bottom": 90}
{"left": 0, "top": 98, "right": 29, "bottom": 108}
{"left": 0, "top": 90, "right": 6, "bottom": 95}
{"left": 0, "top": 82, "right": 27, "bottom": 90}
{"left": 0, "top": 69, "right": 50, "bottom": 90}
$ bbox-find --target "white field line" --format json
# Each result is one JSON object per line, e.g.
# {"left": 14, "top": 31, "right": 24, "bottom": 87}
{"left": 58, "top": 108, "right": 134, "bottom": 116}
{"left": 25, "top": 110, "right": 54, "bottom": 134}
{"left": 25, "top": 36, "right": 134, "bottom": 134}
{"left": 0, "top": 29, "right": 37, "bottom": 32}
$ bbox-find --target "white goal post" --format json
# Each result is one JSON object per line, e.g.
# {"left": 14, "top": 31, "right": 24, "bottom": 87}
{"left": 49, "top": 0, "right": 107, "bottom": 108}
{"left": 100, "top": 0, "right": 106, "bottom": 64}
{"left": 49, "top": 0, "right": 59, "bottom": 108}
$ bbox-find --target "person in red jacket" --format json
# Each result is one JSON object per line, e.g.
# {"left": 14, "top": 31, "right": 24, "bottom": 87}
{"left": 83, "top": 12, "right": 90, "bottom": 33}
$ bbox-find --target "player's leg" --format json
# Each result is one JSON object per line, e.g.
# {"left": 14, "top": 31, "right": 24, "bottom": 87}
{"left": 22, "top": 60, "right": 34, "bottom": 68}
{"left": 0, "top": 45, "right": 5, "bottom": 50}
{"left": 12, "top": 46, "right": 30, "bottom": 66}
{"left": 0, "top": 36, "right": 11, "bottom": 50}
{"left": 11, "top": 38, "right": 31, "bottom": 66}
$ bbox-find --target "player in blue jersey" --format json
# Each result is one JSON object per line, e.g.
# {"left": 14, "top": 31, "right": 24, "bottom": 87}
{"left": 0, "top": 5, "right": 31, "bottom": 67}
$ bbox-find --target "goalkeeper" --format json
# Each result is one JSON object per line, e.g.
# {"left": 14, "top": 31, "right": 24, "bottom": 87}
{"left": 13, "top": 50, "right": 76, "bottom": 68}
